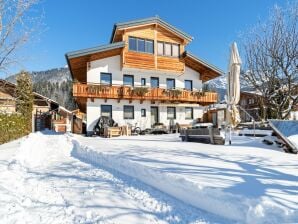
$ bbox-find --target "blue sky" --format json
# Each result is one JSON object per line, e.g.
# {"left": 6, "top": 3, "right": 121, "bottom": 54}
{"left": 12, "top": 0, "right": 288, "bottom": 76}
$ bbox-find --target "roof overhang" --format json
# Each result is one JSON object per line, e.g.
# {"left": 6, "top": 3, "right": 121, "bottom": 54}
{"left": 110, "top": 16, "right": 193, "bottom": 44}
{"left": 183, "top": 51, "right": 223, "bottom": 82}
{"left": 65, "top": 42, "right": 125, "bottom": 82}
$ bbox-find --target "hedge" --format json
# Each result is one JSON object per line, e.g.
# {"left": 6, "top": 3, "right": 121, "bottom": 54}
{"left": 0, "top": 113, "right": 29, "bottom": 144}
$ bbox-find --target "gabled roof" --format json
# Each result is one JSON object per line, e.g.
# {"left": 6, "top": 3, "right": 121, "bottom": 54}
{"left": 183, "top": 51, "right": 223, "bottom": 82}
{"left": 65, "top": 41, "right": 125, "bottom": 59}
{"left": 110, "top": 16, "right": 193, "bottom": 43}
{"left": 65, "top": 42, "right": 125, "bottom": 82}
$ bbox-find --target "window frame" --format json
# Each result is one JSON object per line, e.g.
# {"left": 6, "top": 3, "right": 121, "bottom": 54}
{"left": 101, "top": 105, "right": 112, "bottom": 118}
{"left": 157, "top": 41, "right": 180, "bottom": 58}
{"left": 128, "top": 36, "right": 154, "bottom": 54}
{"left": 167, "top": 107, "right": 176, "bottom": 120}
{"left": 166, "top": 78, "right": 176, "bottom": 90}
{"left": 184, "top": 80, "right": 193, "bottom": 91}
{"left": 150, "top": 77, "right": 159, "bottom": 88}
{"left": 141, "top": 108, "right": 146, "bottom": 117}
{"left": 123, "top": 105, "right": 134, "bottom": 119}
{"left": 141, "top": 78, "right": 146, "bottom": 86}
{"left": 100, "top": 72, "right": 112, "bottom": 85}
{"left": 123, "top": 74, "right": 134, "bottom": 87}
{"left": 185, "top": 107, "right": 194, "bottom": 120}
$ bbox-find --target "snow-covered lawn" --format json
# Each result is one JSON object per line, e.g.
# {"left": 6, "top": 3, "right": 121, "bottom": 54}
{"left": 0, "top": 132, "right": 227, "bottom": 224}
{"left": 74, "top": 134, "right": 298, "bottom": 223}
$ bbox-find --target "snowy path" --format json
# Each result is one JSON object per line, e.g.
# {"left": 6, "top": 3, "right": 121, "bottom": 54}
{"left": 0, "top": 132, "right": 226, "bottom": 224}
{"left": 74, "top": 134, "right": 298, "bottom": 223}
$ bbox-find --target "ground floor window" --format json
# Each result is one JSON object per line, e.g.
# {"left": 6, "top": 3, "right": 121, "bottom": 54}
{"left": 101, "top": 105, "right": 112, "bottom": 118}
{"left": 167, "top": 107, "right": 176, "bottom": 119}
{"left": 141, "top": 109, "right": 146, "bottom": 117}
{"left": 185, "top": 107, "right": 193, "bottom": 119}
{"left": 124, "top": 105, "right": 134, "bottom": 119}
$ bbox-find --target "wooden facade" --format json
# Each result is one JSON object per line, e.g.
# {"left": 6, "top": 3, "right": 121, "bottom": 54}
{"left": 73, "top": 83, "right": 218, "bottom": 105}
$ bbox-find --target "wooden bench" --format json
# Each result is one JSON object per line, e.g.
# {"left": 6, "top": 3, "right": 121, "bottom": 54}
{"left": 180, "top": 127, "right": 225, "bottom": 145}
{"left": 104, "top": 127, "right": 122, "bottom": 138}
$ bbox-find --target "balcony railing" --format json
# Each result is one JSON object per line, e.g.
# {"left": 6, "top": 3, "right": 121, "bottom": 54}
{"left": 73, "top": 83, "right": 218, "bottom": 104}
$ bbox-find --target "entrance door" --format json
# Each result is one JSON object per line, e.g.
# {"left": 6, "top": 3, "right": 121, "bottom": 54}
{"left": 151, "top": 106, "right": 159, "bottom": 126}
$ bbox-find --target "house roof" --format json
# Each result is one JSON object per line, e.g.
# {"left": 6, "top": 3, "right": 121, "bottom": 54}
{"left": 183, "top": 51, "right": 223, "bottom": 82}
{"left": 65, "top": 42, "right": 125, "bottom": 82}
{"left": 110, "top": 16, "right": 193, "bottom": 43}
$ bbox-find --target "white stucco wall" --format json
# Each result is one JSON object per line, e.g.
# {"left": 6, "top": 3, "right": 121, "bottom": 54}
{"left": 86, "top": 55, "right": 205, "bottom": 132}
{"left": 87, "top": 56, "right": 202, "bottom": 90}
{"left": 87, "top": 98, "right": 204, "bottom": 132}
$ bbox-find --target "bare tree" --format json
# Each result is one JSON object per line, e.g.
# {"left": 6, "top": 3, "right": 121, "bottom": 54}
{"left": 0, "top": 0, "right": 42, "bottom": 76}
{"left": 241, "top": 2, "right": 298, "bottom": 120}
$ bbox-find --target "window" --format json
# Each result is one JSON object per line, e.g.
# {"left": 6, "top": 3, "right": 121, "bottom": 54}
{"left": 100, "top": 73, "right": 112, "bottom": 85}
{"left": 141, "top": 78, "right": 146, "bottom": 86}
{"left": 157, "top": 41, "right": 180, "bottom": 57}
{"left": 157, "top": 42, "right": 164, "bottom": 55}
{"left": 166, "top": 79, "right": 175, "bottom": 89}
{"left": 165, "top": 43, "right": 171, "bottom": 56}
{"left": 151, "top": 77, "right": 159, "bottom": 88}
{"left": 137, "top": 39, "right": 145, "bottom": 52}
{"left": 128, "top": 36, "right": 154, "bottom": 54}
{"left": 123, "top": 75, "right": 134, "bottom": 86}
{"left": 172, "top": 44, "right": 179, "bottom": 57}
{"left": 129, "top": 37, "right": 137, "bottom": 51}
{"left": 184, "top": 80, "right": 193, "bottom": 91}
{"left": 167, "top": 107, "right": 176, "bottom": 119}
{"left": 248, "top": 98, "right": 255, "bottom": 104}
{"left": 185, "top": 107, "right": 193, "bottom": 119}
{"left": 124, "top": 105, "right": 134, "bottom": 119}
{"left": 141, "top": 109, "right": 146, "bottom": 117}
{"left": 101, "top": 105, "right": 112, "bottom": 118}
{"left": 145, "top": 40, "right": 154, "bottom": 53}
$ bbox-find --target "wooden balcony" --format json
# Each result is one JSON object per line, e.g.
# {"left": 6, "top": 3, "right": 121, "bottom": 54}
{"left": 73, "top": 83, "right": 218, "bottom": 104}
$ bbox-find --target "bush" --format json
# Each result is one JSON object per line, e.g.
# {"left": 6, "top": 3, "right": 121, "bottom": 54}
{"left": 0, "top": 113, "right": 29, "bottom": 144}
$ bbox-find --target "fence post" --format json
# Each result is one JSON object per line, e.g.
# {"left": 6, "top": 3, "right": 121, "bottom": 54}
{"left": 208, "top": 126, "right": 214, "bottom": 144}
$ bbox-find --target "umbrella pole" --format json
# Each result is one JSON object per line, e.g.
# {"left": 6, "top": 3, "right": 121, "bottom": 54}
{"left": 229, "top": 126, "right": 232, "bottom": 145}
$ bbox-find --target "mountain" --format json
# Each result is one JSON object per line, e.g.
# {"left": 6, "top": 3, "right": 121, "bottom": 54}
{"left": 6, "top": 67, "right": 71, "bottom": 84}
{"left": 207, "top": 75, "right": 227, "bottom": 101}
{"left": 6, "top": 68, "right": 77, "bottom": 110}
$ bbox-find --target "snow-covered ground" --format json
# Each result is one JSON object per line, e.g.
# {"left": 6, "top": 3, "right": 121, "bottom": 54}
{"left": 74, "top": 134, "right": 298, "bottom": 224}
{"left": 0, "top": 132, "right": 228, "bottom": 224}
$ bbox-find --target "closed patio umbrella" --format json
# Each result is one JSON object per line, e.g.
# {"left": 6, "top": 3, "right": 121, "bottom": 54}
{"left": 226, "top": 42, "right": 242, "bottom": 144}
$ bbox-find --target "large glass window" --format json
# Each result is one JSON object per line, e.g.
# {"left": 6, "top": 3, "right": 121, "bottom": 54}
{"left": 166, "top": 79, "right": 175, "bottom": 89}
{"left": 100, "top": 73, "right": 112, "bottom": 85}
{"left": 172, "top": 44, "right": 179, "bottom": 57}
{"left": 157, "top": 42, "right": 164, "bottom": 55}
{"left": 157, "top": 41, "right": 180, "bottom": 57}
{"left": 185, "top": 107, "right": 193, "bottom": 119}
{"left": 128, "top": 36, "right": 154, "bottom": 54}
{"left": 124, "top": 105, "right": 134, "bottom": 119}
{"left": 129, "top": 37, "right": 137, "bottom": 51}
{"left": 151, "top": 77, "right": 159, "bottom": 88}
{"left": 167, "top": 107, "right": 176, "bottom": 119}
{"left": 145, "top": 40, "right": 154, "bottom": 53}
{"left": 165, "top": 43, "right": 172, "bottom": 56}
{"left": 184, "top": 80, "right": 193, "bottom": 91}
{"left": 101, "top": 105, "right": 112, "bottom": 118}
{"left": 123, "top": 75, "right": 134, "bottom": 86}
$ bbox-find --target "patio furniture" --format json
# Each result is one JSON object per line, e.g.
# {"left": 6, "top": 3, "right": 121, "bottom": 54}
{"left": 180, "top": 127, "right": 225, "bottom": 145}
{"left": 104, "top": 127, "right": 122, "bottom": 138}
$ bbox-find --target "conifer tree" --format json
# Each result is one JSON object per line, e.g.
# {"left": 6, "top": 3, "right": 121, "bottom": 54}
{"left": 16, "top": 72, "right": 33, "bottom": 132}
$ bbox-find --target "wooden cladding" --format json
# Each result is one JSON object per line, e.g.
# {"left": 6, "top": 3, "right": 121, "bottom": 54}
{"left": 122, "top": 24, "right": 186, "bottom": 73}
{"left": 73, "top": 83, "right": 218, "bottom": 104}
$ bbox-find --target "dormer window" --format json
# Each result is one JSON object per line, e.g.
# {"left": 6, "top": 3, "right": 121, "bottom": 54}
{"left": 129, "top": 37, "right": 154, "bottom": 54}
{"left": 157, "top": 41, "right": 180, "bottom": 57}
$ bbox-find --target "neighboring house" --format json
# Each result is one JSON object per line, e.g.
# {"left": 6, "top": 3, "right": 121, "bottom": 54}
{"left": 239, "top": 91, "right": 262, "bottom": 122}
{"left": 66, "top": 16, "right": 223, "bottom": 134}
{"left": 0, "top": 79, "right": 72, "bottom": 132}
